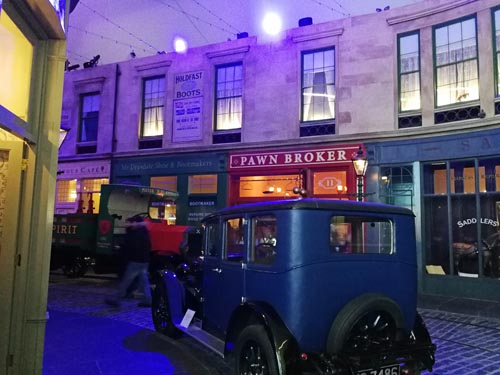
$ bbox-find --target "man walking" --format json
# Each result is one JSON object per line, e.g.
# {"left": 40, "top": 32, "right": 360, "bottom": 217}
{"left": 106, "top": 216, "right": 152, "bottom": 307}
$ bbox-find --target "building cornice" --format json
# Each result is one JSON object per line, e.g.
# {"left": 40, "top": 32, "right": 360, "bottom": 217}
{"left": 292, "top": 28, "right": 344, "bottom": 43}
{"left": 134, "top": 60, "right": 172, "bottom": 72}
{"left": 386, "top": 0, "right": 478, "bottom": 25}
{"left": 206, "top": 46, "right": 251, "bottom": 59}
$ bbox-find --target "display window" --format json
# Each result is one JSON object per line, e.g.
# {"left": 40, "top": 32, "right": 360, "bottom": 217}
{"left": 423, "top": 157, "right": 500, "bottom": 279}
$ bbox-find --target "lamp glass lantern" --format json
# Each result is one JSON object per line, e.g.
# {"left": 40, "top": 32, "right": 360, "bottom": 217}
{"left": 59, "top": 125, "right": 70, "bottom": 149}
{"left": 351, "top": 147, "right": 368, "bottom": 201}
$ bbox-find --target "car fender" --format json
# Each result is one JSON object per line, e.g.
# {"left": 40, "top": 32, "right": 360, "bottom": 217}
{"left": 225, "top": 302, "right": 302, "bottom": 375}
{"left": 158, "top": 269, "right": 185, "bottom": 325}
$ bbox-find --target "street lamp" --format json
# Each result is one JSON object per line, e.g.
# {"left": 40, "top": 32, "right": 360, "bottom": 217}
{"left": 59, "top": 125, "right": 70, "bottom": 149}
{"left": 351, "top": 146, "right": 368, "bottom": 202}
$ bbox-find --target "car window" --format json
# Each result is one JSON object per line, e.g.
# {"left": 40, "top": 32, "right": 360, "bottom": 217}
{"left": 205, "top": 220, "right": 220, "bottom": 257}
{"left": 330, "top": 216, "right": 394, "bottom": 254}
{"left": 224, "top": 217, "right": 245, "bottom": 262}
{"left": 251, "top": 215, "right": 277, "bottom": 265}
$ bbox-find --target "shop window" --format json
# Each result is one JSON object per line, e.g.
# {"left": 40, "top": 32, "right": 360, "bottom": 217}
{"left": 224, "top": 218, "right": 245, "bottom": 262}
{"left": 423, "top": 158, "right": 500, "bottom": 278}
{"left": 150, "top": 176, "right": 177, "bottom": 222}
{"left": 0, "top": 11, "right": 33, "bottom": 121}
{"left": 141, "top": 76, "right": 165, "bottom": 137}
{"left": 433, "top": 17, "right": 479, "bottom": 107}
{"left": 239, "top": 175, "right": 301, "bottom": 199}
{"left": 151, "top": 176, "right": 177, "bottom": 192}
{"left": 301, "top": 47, "right": 335, "bottom": 122}
{"left": 215, "top": 63, "right": 242, "bottom": 131}
{"left": 330, "top": 216, "right": 393, "bottom": 255}
{"left": 56, "top": 179, "right": 77, "bottom": 203}
{"left": 398, "top": 32, "right": 421, "bottom": 112}
{"left": 251, "top": 216, "right": 277, "bottom": 265}
{"left": 313, "top": 170, "right": 348, "bottom": 197}
{"left": 380, "top": 166, "right": 414, "bottom": 210}
{"left": 189, "top": 174, "right": 217, "bottom": 194}
{"left": 79, "top": 93, "right": 100, "bottom": 143}
{"left": 78, "top": 178, "right": 109, "bottom": 214}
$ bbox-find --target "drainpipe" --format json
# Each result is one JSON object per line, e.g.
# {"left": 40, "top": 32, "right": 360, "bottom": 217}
{"left": 109, "top": 63, "right": 121, "bottom": 182}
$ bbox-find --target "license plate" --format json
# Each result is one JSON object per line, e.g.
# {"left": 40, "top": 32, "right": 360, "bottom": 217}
{"left": 356, "top": 364, "right": 400, "bottom": 375}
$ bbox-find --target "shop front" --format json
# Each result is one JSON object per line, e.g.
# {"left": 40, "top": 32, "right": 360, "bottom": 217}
{"left": 228, "top": 144, "right": 364, "bottom": 205}
{"left": 367, "top": 127, "right": 500, "bottom": 302}
{"left": 111, "top": 152, "right": 227, "bottom": 225}
{"left": 55, "top": 159, "right": 111, "bottom": 214}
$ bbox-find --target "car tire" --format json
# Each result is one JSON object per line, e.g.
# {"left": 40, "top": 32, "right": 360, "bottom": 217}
{"left": 327, "top": 294, "right": 405, "bottom": 355}
{"left": 151, "top": 281, "right": 180, "bottom": 338}
{"left": 235, "top": 325, "right": 278, "bottom": 375}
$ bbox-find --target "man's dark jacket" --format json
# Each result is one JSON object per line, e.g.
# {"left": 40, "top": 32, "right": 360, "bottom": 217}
{"left": 123, "top": 222, "right": 151, "bottom": 263}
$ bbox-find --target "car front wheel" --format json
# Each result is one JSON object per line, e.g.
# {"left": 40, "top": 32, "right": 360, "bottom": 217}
{"left": 151, "top": 281, "right": 179, "bottom": 337}
{"left": 235, "top": 325, "right": 278, "bottom": 375}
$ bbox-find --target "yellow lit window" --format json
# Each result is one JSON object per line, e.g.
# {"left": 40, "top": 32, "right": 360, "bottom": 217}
{"left": 189, "top": 174, "right": 217, "bottom": 194}
{"left": 57, "top": 180, "right": 77, "bottom": 202}
{"left": 151, "top": 176, "right": 177, "bottom": 192}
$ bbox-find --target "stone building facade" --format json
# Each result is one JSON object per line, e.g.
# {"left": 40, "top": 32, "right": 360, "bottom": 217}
{"left": 58, "top": 0, "right": 500, "bottom": 301}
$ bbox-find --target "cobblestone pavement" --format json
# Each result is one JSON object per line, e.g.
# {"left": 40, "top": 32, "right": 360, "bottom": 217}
{"left": 419, "top": 309, "right": 500, "bottom": 375}
{"left": 45, "top": 273, "right": 500, "bottom": 375}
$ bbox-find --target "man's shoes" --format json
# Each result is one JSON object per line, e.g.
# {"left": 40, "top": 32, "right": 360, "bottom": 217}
{"left": 137, "top": 301, "right": 151, "bottom": 308}
{"left": 105, "top": 298, "right": 120, "bottom": 307}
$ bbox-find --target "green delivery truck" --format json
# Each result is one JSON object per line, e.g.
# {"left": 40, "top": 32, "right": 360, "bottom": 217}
{"left": 51, "top": 184, "right": 182, "bottom": 277}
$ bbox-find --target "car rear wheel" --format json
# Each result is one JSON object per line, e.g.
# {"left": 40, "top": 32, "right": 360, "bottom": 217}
{"left": 235, "top": 325, "right": 278, "bottom": 375}
{"left": 152, "top": 281, "right": 179, "bottom": 337}
{"left": 327, "top": 294, "right": 404, "bottom": 355}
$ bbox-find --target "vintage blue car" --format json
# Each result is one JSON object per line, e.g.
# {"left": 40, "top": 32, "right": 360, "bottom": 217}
{"left": 152, "top": 199, "right": 436, "bottom": 374}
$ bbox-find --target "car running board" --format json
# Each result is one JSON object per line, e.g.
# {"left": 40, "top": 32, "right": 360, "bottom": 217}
{"left": 175, "top": 320, "right": 225, "bottom": 357}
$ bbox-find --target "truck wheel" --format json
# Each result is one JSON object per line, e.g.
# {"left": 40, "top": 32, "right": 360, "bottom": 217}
{"left": 152, "top": 281, "right": 179, "bottom": 338}
{"left": 235, "top": 325, "right": 278, "bottom": 375}
{"left": 327, "top": 294, "right": 404, "bottom": 355}
{"left": 62, "top": 257, "right": 87, "bottom": 278}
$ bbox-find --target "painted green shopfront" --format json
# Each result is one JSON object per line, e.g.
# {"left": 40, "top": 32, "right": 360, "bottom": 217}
{"left": 366, "top": 127, "right": 500, "bottom": 302}
{"left": 111, "top": 152, "right": 227, "bottom": 226}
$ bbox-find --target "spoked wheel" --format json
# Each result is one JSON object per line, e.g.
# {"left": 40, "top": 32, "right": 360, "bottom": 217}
{"left": 342, "top": 310, "right": 397, "bottom": 353}
{"left": 151, "top": 282, "right": 179, "bottom": 337}
{"left": 327, "top": 294, "right": 404, "bottom": 355}
{"left": 62, "top": 257, "right": 87, "bottom": 278}
{"left": 235, "top": 325, "right": 278, "bottom": 375}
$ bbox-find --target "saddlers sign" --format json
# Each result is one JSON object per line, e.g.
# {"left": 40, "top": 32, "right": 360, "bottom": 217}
{"left": 229, "top": 144, "right": 363, "bottom": 170}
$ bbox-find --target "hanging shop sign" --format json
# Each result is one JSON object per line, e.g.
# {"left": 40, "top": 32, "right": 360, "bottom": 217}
{"left": 229, "top": 144, "right": 362, "bottom": 170}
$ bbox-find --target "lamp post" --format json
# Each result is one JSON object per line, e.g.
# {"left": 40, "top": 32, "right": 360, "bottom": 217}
{"left": 351, "top": 146, "right": 368, "bottom": 202}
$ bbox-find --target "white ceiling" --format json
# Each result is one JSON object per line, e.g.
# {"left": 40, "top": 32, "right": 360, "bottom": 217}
{"left": 66, "top": 0, "right": 422, "bottom": 66}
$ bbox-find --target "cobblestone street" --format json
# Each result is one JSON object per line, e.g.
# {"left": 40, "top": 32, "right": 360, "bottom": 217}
{"left": 44, "top": 273, "right": 500, "bottom": 374}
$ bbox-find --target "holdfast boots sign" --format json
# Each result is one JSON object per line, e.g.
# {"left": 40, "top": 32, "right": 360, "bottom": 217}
{"left": 173, "top": 70, "right": 204, "bottom": 142}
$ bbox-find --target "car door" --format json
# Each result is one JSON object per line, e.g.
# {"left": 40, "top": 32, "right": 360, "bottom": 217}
{"left": 203, "top": 215, "right": 246, "bottom": 333}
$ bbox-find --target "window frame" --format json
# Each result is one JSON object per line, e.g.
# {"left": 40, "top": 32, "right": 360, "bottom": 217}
{"left": 397, "top": 31, "right": 421, "bottom": 113}
{"left": 78, "top": 92, "right": 100, "bottom": 143}
{"left": 214, "top": 62, "right": 243, "bottom": 131}
{"left": 140, "top": 75, "right": 166, "bottom": 138}
{"left": 300, "top": 46, "right": 336, "bottom": 123}
{"left": 492, "top": 6, "right": 500, "bottom": 98}
{"left": 432, "top": 16, "right": 479, "bottom": 108}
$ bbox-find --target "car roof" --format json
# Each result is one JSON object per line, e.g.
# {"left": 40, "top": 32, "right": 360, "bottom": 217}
{"left": 202, "top": 198, "right": 414, "bottom": 222}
